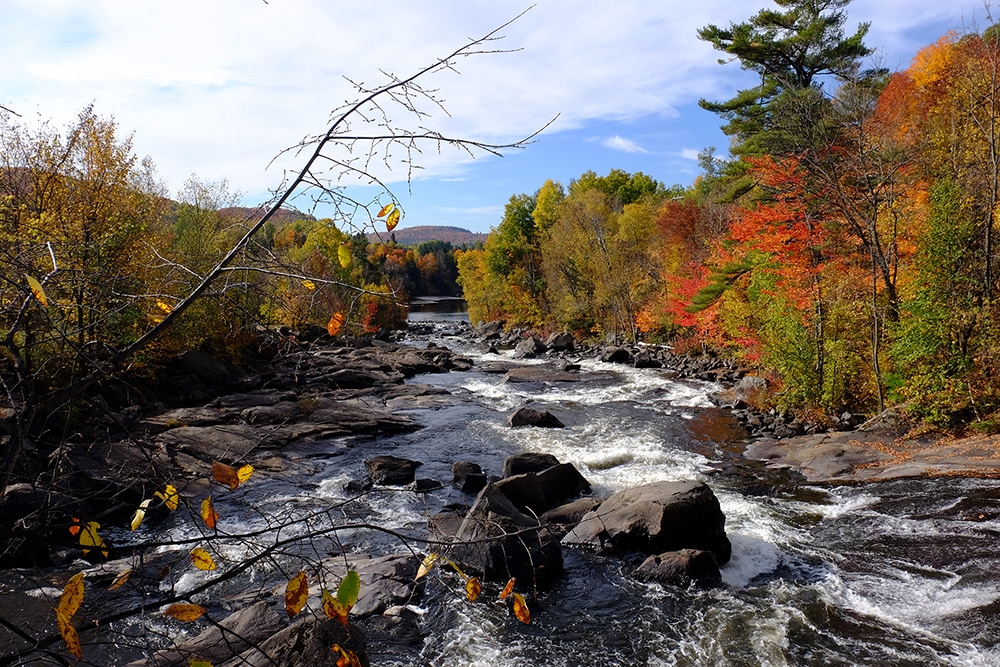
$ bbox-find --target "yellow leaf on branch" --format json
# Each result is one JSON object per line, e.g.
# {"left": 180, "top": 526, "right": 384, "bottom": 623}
{"left": 200, "top": 497, "right": 219, "bottom": 529}
{"left": 80, "top": 521, "right": 108, "bottom": 559}
{"left": 163, "top": 603, "right": 207, "bottom": 622}
{"left": 386, "top": 207, "right": 401, "bottom": 232}
{"left": 57, "top": 572, "right": 85, "bottom": 619}
{"left": 284, "top": 571, "right": 308, "bottom": 619}
{"left": 190, "top": 548, "right": 216, "bottom": 570}
{"left": 465, "top": 577, "right": 481, "bottom": 602}
{"left": 377, "top": 202, "right": 395, "bottom": 218}
{"left": 25, "top": 274, "right": 48, "bottom": 306}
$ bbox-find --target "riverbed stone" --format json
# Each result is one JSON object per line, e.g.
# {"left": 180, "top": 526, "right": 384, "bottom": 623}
{"left": 502, "top": 452, "right": 561, "bottom": 477}
{"left": 219, "top": 617, "right": 368, "bottom": 667}
{"left": 446, "top": 482, "right": 564, "bottom": 587}
{"left": 537, "top": 462, "right": 592, "bottom": 508}
{"left": 126, "top": 601, "right": 285, "bottom": 667}
{"left": 365, "top": 456, "right": 423, "bottom": 485}
{"left": 634, "top": 549, "right": 722, "bottom": 587}
{"left": 451, "top": 461, "right": 488, "bottom": 494}
{"left": 562, "top": 480, "right": 731, "bottom": 565}
{"left": 512, "top": 336, "right": 547, "bottom": 359}
{"left": 508, "top": 407, "right": 565, "bottom": 428}
{"left": 544, "top": 331, "right": 576, "bottom": 351}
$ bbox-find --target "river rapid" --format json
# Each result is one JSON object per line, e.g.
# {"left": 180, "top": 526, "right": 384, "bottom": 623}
{"left": 19, "top": 312, "right": 999, "bottom": 666}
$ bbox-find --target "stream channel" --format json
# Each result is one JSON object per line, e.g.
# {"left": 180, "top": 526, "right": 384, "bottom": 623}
{"left": 12, "top": 304, "right": 1000, "bottom": 666}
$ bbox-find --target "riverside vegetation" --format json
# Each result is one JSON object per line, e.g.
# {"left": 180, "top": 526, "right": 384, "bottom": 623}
{"left": 5, "top": 0, "right": 1000, "bottom": 664}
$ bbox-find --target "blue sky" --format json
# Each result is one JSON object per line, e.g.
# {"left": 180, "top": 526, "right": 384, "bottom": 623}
{"left": 1, "top": 0, "right": 985, "bottom": 234}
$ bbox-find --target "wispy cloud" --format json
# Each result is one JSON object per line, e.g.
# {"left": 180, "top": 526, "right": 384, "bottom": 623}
{"left": 601, "top": 135, "right": 649, "bottom": 154}
{"left": 679, "top": 148, "right": 701, "bottom": 161}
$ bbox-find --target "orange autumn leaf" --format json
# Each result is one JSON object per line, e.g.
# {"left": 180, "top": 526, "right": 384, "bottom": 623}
{"left": 377, "top": 202, "right": 395, "bottom": 218}
{"left": 332, "top": 644, "right": 362, "bottom": 667}
{"left": 385, "top": 207, "right": 401, "bottom": 232}
{"left": 512, "top": 592, "right": 531, "bottom": 625}
{"left": 465, "top": 577, "right": 481, "bottom": 603}
{"left": 163, "top": 603, "right": 207, "bottom": 622}
{"left": 190, "top": 548, "right": 216, "bottom": 570}
{"left": 285, "top": 571, "right": 308, "bottom": 619}
{"left": 322, "top": 589, "right": 350, "bottom": 626}
{"left": 68, "top": 517, "right": 82, "bottom": 537}
{"left": 327, "top": 311, "right": 345, "bottom": 337}
{"left": 201, "top": 497, "right": 219, "bottom": 529}
{"left": 499, "top": 577, "right": 515, "bottom": 601}
{"left": 212, "top": 461, "right": 240, "bottom": 490}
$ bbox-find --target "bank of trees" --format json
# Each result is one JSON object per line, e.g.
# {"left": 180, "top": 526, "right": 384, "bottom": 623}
{"left": 459, "top": 0, "right": 1000, "bottom": 429}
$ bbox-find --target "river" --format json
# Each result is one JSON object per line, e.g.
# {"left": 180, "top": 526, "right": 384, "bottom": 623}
{"left": 8, "top": 311, "right": 1000, "bottom": 666}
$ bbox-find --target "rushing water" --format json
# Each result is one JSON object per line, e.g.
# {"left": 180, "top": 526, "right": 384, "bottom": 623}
{"left": 12, "top": 312, "right": 1000, "bottom": 666}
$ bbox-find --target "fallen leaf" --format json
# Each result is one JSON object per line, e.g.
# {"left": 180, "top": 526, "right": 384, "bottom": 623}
{"left": 302, "top": 279, "right": 317, "bottom": 290}
{"left": 190, "top": 548, "right": 216, "bottom": 571}
{"left": 284, "top": 571, "right": 308, "bottom": 619}
{"left": 163, "top": 603, "right": 207, "bottom": 622}
{"left": 156, "top": 299, "right": 173, "bottom": 314}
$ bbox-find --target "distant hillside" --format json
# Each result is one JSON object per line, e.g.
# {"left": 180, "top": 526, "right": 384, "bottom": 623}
{"left": 219, "top": 206, "right": 316, "bottom": 224}
{"left": 367, "top": 225, "right": 487, "bottom": 247}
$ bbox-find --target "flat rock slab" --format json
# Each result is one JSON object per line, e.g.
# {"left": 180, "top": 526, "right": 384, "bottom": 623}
{"left": 743, "top": 431, "right": 1000, "bottom": 483}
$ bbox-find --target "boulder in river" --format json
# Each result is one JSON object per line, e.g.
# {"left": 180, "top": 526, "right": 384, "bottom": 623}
{"left": 507, "top": 407, "right": 565, "bottom": 428}
{"left": 365, "top": 456, "right": 423, "bottom": 486}
{"left": 634, "top": 549, "right": 722, "bottom": 587}
{"left": 502, "top": 452, "right": 561, "bottom": 477}
{"left": 544, "top": 331, "right": 576, "bottom": 351}
{"left": 562, "top": 480, "right": 731, "bottom": 565}
{"left": 512, "top": 336, "right": 548, "bottom": 359}
{"left": 446, "top": 482, "right": 564, "bottom": 588}
{"left": 451, "top": 461, "right": 488, "bottom": 494}
{"left": 219, "top": 617, "right": 368, "bottom": 667}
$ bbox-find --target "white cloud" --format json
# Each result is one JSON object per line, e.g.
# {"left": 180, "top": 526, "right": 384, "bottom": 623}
{"left": 601, "top": 136, "right": 649, "bottom": 153}
{"left": 680, "top": 148, "right": 701, "bottom": 161}
{"left": 0, "top": 0, "right": 975, "bottom": 204}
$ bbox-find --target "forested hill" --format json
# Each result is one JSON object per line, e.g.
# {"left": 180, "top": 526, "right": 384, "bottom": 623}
{"left": 366, "top": 225, "right": 486, "bottom": 246}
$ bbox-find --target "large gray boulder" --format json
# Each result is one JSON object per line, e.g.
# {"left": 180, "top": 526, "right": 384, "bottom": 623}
{"left": 544, "top": 331, "right": 576, "bottom": 351}
{"left": 512, "top": 337, "right": 547, "bottom": 359}
{"left": 562, "top": 480, "right": 731, "bottom": 565}
{"left": 446, "top": 482, "right": 564, "bottom": 588}
{"left": 219, "top": 617, "right": 368, "bottom": 667}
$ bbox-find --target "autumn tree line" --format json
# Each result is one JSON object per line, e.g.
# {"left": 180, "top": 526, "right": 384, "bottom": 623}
{"left": 458, "top": 0, "right": 1000, "bottom": 430}
{"left": 0, "top": 106, "right": 463, "bottom": 412}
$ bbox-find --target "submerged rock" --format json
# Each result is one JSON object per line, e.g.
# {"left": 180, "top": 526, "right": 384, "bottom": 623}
{"left": 507, "top": 407, "right": 565, "bottom": 428}
{"left": 634, "top": 549, "right": 722, "bottom": 587}
{"left": 365, "top": 456, "right": 423, "bottom": 486}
